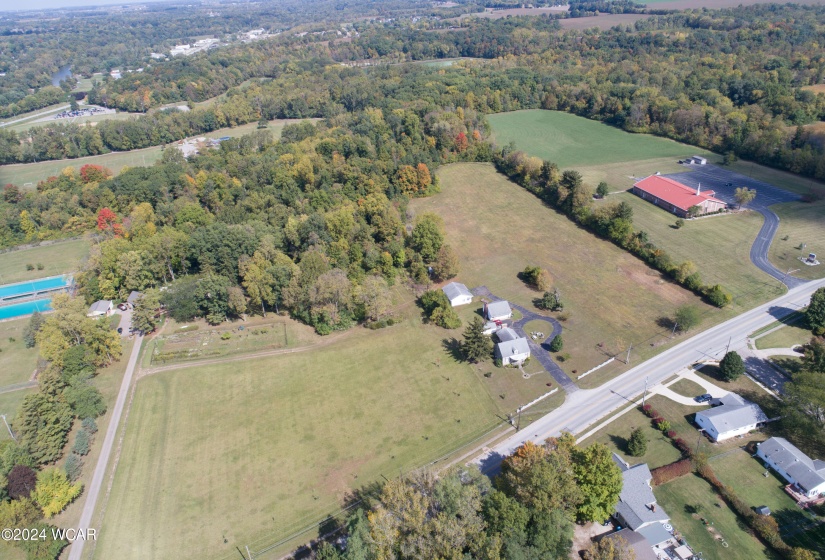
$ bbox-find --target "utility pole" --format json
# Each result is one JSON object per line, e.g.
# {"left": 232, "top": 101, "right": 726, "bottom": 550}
{"left": 245, "top": 545, "right": 253, "bottom": 560}
{"left": 642, "top": 377, "right": 649, "bottom": 408}
{"left": 625, "top": 343, "right": 632, "bottom": 364}
{"left": 516, "top": 407, "right": 523, "bottom": 431}
{"left": 671, "top": 322, "right": 678, "bottom": 338}
{"left": 725, "top": 336, "right": 732, "bottom": 356}
{"left": 1, "top": 415, "right": 16, "bottom": 442}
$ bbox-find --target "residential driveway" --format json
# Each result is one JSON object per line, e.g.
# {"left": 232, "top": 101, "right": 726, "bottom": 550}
{"left": 472, "top": 286, "right": 577, "bottom": 393}
{"left": 651, "top": 368, "right": 729, "bottom": 406}
{"left": 663, "top": 164, "right": 807, "bottom": 289}
{"left": 113, "top": 308, "right": 132, "bottom": 336}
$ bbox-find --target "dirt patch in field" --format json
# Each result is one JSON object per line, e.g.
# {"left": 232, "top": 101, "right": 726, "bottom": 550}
{"left": 321, "top": 456, "right": 374, "bottom": 498}
{"left": 617, "top": 266, "right": 688, "bottom": 306}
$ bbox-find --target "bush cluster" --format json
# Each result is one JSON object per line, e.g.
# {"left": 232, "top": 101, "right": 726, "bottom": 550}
{"left": 364, "top": 316, "right": 401, "bottom": 330}
{"left": 651, "top": 459, "right": 693, "bottom": 486}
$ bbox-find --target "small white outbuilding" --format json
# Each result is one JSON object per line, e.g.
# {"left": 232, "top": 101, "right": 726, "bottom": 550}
{"left": 441, "top": 282, "right": 473, "bottom": 307}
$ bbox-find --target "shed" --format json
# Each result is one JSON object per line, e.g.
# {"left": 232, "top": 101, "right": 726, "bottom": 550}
{"left": 755, "top": 506, "right": 771, "bottom": 516}
{"left": 484, "top": 300, "right": 512, "bottom": 321}
{"left": 441, "top": 282, "right": 473, "bottom": 307}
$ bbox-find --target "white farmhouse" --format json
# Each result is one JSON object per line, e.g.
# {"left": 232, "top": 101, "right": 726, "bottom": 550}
{"left": 494, "top": 327, "right": 530, "bottom": 365}
{"left": 757, "top": 437, "right": 825, "bottom": 499}
{"left": 441, "top": 282, "right": 473, "bottom": 307}
{"left": 694, "top": 393, "right": 767, "bottom": 442}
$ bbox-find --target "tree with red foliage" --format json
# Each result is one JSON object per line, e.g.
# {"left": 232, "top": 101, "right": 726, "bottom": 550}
{"left": 3, "top": 184, "right": 20, "bottom": 203}
{"left": 80, "top": 164, "right": 112, "bottom": 184}
{"left": 97, "top": 207, "right": 124, "bottom": 237}
{"left": 455, "top": 131, "right": 468, "bottom": 152}
{"left": 7, "top": 464, "right": 38, "bottom": 499}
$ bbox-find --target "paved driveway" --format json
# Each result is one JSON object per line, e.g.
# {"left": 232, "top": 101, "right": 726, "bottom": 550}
{"left": 663, "top": 164, "right": 807, "bottom": 289}
{"left": 472, "top": 286, "right": 577, "bottom": 393}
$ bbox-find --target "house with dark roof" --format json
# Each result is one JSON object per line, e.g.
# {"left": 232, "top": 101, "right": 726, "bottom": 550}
{"left": 694, "top": 393, "right": 767, "bottom": 442}
{"left": 494, "top": 327, "right": 530, "bottom": 365}
{"left": 597, "top": 529, "right": 657, "bottom": 560}
{"left": 632, "top": 175, "right": 726, "bottom": 218}
{"left": 441, "top": 282, "right": 473, "bottom": 307}
{"left": 484, "top": 300, "right": 512, "bottom": 322}
{"left": 757, "top": 437, "right": 825, "bottom": 499}
{"left": 126, "top": 291, "right": 142, "bottom": 309}
{"left": 86, "top": 300, "right": 113, "bottom": 318}
{"left": 612, "top": 454, "right": 670, "bottom": 531}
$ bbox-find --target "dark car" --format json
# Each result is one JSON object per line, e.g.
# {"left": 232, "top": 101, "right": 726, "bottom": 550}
{"left": 725, "top": 182, "right": 733, "bottom": 187}
{"left": 694, "top": 393, "right": 712, "bottom": 403}
{"left": 117, "top": 327, "right": 123, "bottom": 334}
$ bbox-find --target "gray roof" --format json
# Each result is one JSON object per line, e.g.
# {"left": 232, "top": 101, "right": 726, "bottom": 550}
{"left": 599, "top": 529, "right": 657, "bottom": 560}
{"left": 495, "top": 337, "right": 530, "bottom": 359}
{"left": 613, "top": 454, "right": 669, "bottom": 531}
{"left": 496, "top": 327, "right": 519, "bottom": 342}
{"left": 710, "top": 392, "right": 745, "bottom": 407}
{"left": 696, "top": 394, "right": 767, "bottom": 436}
{"left": 485, "top": 300, "right": 511, "bottom": 318}
{"left": 441, "top": 282, "right": 472, "bottom": 301}
{"left": 637, "top": 523, "right": 673, "bottom": 547}
{"left": 88, "top": 300, "right": 112, "bottom": 313}
{"left": 127, "top": 291, "right": 142, "bottom": 304}
{"left": 759, "top": 437, "right": 825, "bottom": 493}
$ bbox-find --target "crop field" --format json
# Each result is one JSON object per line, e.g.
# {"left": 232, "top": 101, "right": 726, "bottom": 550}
{"left": 0, "top": 317, "right": 40, "bottom": 389}
{"left": 768, "top": 199, "right": 825, "bottom": 280}
{"left": 93, "top": 307, "right": 528, "bottom": 560}
{"left": 0, "top": 118, "right": 305, "bottom": 188}
{"left": 0, "top": 238, "right": 89, "bottom": 284}
{"left": 597, "top": 193, "right": 782, "bottom": 309}
{"left": 487, "top": 110, "right": 708, "bottom": 168}
{"left": 413, "top": 163, "right": 719, "bottom": 387}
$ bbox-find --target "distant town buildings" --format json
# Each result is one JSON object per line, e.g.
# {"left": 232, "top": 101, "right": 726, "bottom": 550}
{"left": 170, "top": 38, "right": 219, "bottom": 57}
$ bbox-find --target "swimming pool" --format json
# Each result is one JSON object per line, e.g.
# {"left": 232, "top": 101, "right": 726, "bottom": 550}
{"left": 0, "top": 298, "right": 53, "bottom": 320}
{"left": 0, "top": 275, "right": 69, "bottom": 301}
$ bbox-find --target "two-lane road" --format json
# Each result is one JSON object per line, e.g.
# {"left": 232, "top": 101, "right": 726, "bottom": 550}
{"left": 478, "top": 278, "right": 825, "bottom": 470}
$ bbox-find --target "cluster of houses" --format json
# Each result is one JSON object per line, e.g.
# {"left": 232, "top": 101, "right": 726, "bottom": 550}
{"left": 86, "top": 291, "right": 141, "bottom": 318}
{"left": 441, "top": 282, "right": 531, "bottom": 365}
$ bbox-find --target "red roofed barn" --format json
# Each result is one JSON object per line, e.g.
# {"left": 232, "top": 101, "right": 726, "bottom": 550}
{"left": 632, "top": 176, "right": 727, "bottom": 218}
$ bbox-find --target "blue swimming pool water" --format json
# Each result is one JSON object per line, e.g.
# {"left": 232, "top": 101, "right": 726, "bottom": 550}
{"left": 0, "top": 298, "right": 53, "bottom": 320}
{"left": 0, "top": 276, "right": 68, "bottom": 300}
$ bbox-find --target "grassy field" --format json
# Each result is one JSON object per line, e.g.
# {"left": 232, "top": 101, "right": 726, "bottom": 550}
{"left": 0, "top": 238, "right": 89, "bottom": 284}
{"left": 597, "top": 193, "right": 780, "bottom": 310}
{"left": 559, "top": 14, "right": 651, "bottom": 30}
{"left": 668, "top": 378, "right": 705, "bottom": 398}
{"left": 414, "top": 163, "right": 731, "bottom": 388}
{"left": 0, "top": 387, "right": 37, "bottom": 442}
{"left": 654, "top": 474, "right": 775, "bottom": 560}
{"left": 727, "top": 160, "right": 825, "bottom": 199}
{"left": 93, "top": 306, "right": 530, "bottom": 560}
{"left": 0, "top": 118, "right": 304, "bottom": 188}
{"left": 5, "top": 110, "right": 139, "bottom": 134}
{"left": 580, "top": 405, "right": 683, "bottom": 469}
{"left": 488, "top": 110, "right": 708, "bottom": 168}
{"left": 755, "top": 324, "right": 813, "bottom": 350}
{"left": 0, "top": 317, "right": 40, "bottom": 388}
{"left": 768, "top": 200, "right": 825, "bottom": 280}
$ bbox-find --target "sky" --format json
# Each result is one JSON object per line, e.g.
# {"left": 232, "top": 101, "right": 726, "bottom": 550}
{"left": 2, "top": 0, "right": 171, "bottom": 11}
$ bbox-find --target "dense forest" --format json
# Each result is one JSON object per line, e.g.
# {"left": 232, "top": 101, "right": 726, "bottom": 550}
{"left": 2, "top": 4, "right": 825, "bottom": 182}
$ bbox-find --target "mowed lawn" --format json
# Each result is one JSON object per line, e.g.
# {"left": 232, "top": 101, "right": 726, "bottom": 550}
{"left": 768, "top": 199, "right": 825, "bottom": 280}
{"left": 755, "top": 323, "right": 813, "bottom": 350}
{"left": 94, "top": 316, "right": 504, "bottom": 560}
{"left": 0, "top": 238, "right": 89, "bottom": 284}
{"left": 0, "top": 118, "right": 305, "bottom": 188}
{"left": 0, "top": 317, "right": 40, "bottom": 388}
{"left": 487, "top": 110, "right": 708, "bottom": 168}
{"left": 414, "top": 163, "right": 715, "bottom": 387}
{"left": 654, "top": 474, "right": 775, "bottom": 560}
{"left": 599, "top": 193, "right": 781, "bottom": 309}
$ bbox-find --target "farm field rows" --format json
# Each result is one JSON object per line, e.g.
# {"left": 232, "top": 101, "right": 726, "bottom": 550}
{"left": 413, "top": 163, "right": 723, "bottom": 388}
{"left": 0, "top": 238, "right": 90, "bottom": 284}
{"left": 93, "top": 305, "right": 529, "bottom": 560}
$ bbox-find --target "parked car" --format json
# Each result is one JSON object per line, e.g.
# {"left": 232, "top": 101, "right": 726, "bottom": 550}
{"left": 117, "top": 327, "right": 123, "bottom": 334}
{"left": 118, "top": 303, "right": 127, "bottom": 311}
{"left": 725, "top": 182, "right": 733, "bottom": 187}
{"left": 694, "top": 393, "right": 712, "bottom": 403}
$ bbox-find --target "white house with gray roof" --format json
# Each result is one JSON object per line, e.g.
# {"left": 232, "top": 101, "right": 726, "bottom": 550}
{"left": 612, "top": 454, "right": 670, "bottom": 531}
{"left": 757, "top": 437, "right": 825, "bottom": 499}
{"left": 694, "top": 392, "right": 767, "bottom": 442}
{"left": 441, "top": 282, "right": 473, "bottom": 307}
{"left": 484, "top": 300, "right": 512, "bottom": 322}
{"left": 87, "top": 300, "right": 113, "bottom": 318}
{"left": 494, "top": 327, "right": 530, "bottom": 365}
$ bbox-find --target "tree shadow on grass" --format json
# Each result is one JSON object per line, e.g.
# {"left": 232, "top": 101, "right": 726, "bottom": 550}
{"left": 442, "top": 337, "right": 464, "bottom": 362}
{"left": 657, "top": 316, "right": 677, "bottom": 330}
{"left": 609, "top": 434, "right": 628, "bottom": 455}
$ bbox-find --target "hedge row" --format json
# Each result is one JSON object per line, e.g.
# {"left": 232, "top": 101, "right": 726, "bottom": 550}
{"left": 651, "top": 459, "right": 693, "bottom": 486}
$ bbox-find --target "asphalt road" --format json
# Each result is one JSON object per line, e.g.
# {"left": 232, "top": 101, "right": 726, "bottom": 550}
{"left": 664, "top": 164, "right": 807, "bottom": 289}
{"left": 477, "top": 277, "right": 825, "bottom": 473}
{"left": 67, "top": 334, "right": 144, "bottom": 560}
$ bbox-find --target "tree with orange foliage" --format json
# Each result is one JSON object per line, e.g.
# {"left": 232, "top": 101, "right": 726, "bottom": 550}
{"left": 455, "top": 131, "right": 469, "bottom": 152}
{"left": 96, "top": 208, "right": 124, "bottom": 237}
{"left": 79, "top": 164, "right": 112, "bottom": 184}
{"left": 415, "top": 163, "right": 432, "bottom": 193}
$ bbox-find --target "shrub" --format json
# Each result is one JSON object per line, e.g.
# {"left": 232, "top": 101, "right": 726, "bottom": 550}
{"left": 557, "top": 352, "right": 571, "bottom": 362}
{"left": 36, "top": 263, "right": 44, "bottom": 270}
{"left": 549, "top": 334, "right": 564, "bottom": 352}
{"left": 64, "top": 454, "right": 83, "bottom": 483}
{"left": 26, "top": 263, "right": 34, "bottom": 271}
{"left": 220, "top": 332, "right": 232, "bottom": 340}
{"left": 81, "top": 417, "right": 98, "bottom": 434}
{"left": 651, "top": 459, "right": 693, "bottom": 486}
{"left": 706, "top": 284, "right": 733, "bottom": 308}
{"left": 521, "top": 265, "right": 552, "bottom": 291}
{"left": 7, "top": 464, "right": 37, "bottom": 499}
{"left": 674, "top": 219, "right": 684, "bottom": 229}
{"left": 72, "top": 430, "right": 91, "bottom": 456}
{"left": 657, "top": 419, "right": 671, "bottom": 432}
{"left": 627, "top": 427, "right": 647, "bottom": 457}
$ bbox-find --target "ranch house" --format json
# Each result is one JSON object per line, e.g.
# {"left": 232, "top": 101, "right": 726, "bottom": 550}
{"left": 441, "top": 282, "right": 473, "bottom": 307}
{"left": 757, "top": 437, "right": 825, "bottom": 500}
{"left": 632, "top": 176, "right": 726, "bottom": 218}
{"left": 694, "top": 393, "right": 767, "bottom": 442}
{"left": 493, "top": 327, "right": 530, "bottom": 365}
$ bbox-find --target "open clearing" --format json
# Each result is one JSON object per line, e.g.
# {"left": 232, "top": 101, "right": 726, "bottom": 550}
{"left": 768, "top": 199, "right": 825, "bottom": 280}
{"left": 802, "top": 84, "right": 825, "bottom": 94}
{"left": 654, "top": 474, "right": 774, "bottom": 560}
{"left": 755, "top": 324, "right": 812, "bottom": 350}
{"left": 559, "top": 14, "right": 651, "bottom": 30}
{"left": 488, "top": 110, "right": 708, "bottom": 168}
{"left": 0, "top": 317, "right": 40, "bottom": 389}
{"left": 413, "top": 163, "right": 719, "bottom": 388}
{"left": 94, "top": 308, "right": 523, "bottom": 560}
{"left": 0, "top": 238, "right": 89, "bottom": 284}
{"left": 0, "top": 118, "right": 302, "bottom": 188}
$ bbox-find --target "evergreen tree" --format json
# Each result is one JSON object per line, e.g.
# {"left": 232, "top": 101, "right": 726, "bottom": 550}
{"left": 16, "top": 393, "right": 73, "bottom": 464}
{"left": 627, "top": 427, "right": 647, "bottom": 457}
{"left": 64, "top": 454, "right": 83, "bottom": 483}
{"left": 461, "top": 317, "right": 493, "bottom": 363}
{"left": 719, "top": 351, "right": 745, "bottom": 381}
{"left": 549, "top": 334, "right": 564, "bottom": 352}
{"left": 131, "top": 289, "right": 161, "bottom": 334}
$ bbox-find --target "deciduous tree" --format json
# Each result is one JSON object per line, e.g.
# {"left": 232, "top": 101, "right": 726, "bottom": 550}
{"left": 571, "top": 442, "right": 623, "bottom": 523}
{"left": 433, "top": 244, "right": 460, "bottom": 281}
{"left": 807, "top": 288, "right": 825, "bottom": 335}
{"left": 32, "top": 467, "right": 82, "bottom": 518}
